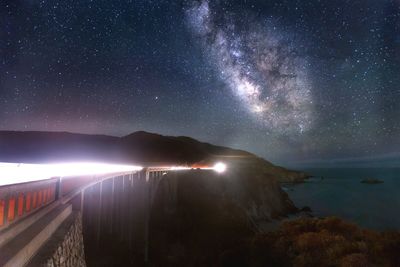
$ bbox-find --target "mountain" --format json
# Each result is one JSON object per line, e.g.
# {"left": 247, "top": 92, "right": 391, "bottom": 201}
{"left": 0, "top": 130, "right": 245, "bottom": 164}
{"left": 0, "top": 130, "right": 307, "bottom": 182}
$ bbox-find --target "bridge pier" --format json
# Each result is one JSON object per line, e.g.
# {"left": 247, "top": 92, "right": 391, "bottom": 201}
{"left": 144, "top": 170, "right": 151, "bottom": 264}
{"left": 128, "top": 173, "right": 134, "bottom": 251}
{"left": 96, "top": 181, "right": 103, "bottom": 247}
{"left": 80, "top": 189, "right": 84, "bottom": 214}
{"left": 110, "top": 177, "right": 115, "bottom": 235}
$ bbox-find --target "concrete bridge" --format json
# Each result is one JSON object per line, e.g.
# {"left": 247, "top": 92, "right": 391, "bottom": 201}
{"left": 0, "top": 162, "right": 225, "bottom": 266}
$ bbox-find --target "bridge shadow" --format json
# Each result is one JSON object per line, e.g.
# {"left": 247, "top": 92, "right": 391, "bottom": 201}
{"left": 82, "top": 170, "right": 171, "bottom": 266}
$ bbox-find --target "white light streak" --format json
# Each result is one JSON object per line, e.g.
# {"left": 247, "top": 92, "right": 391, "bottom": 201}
{"left": 0, "top": 161, "right": 228, "bottom": 186}
{"left": 0, "top": 162, "right": 143, "bottom": 186}
{"left": 169, "top": 166, "right": 192, "bottom": 171}
{"left": 213, "top": 162, "right": 227, "bottom": 173}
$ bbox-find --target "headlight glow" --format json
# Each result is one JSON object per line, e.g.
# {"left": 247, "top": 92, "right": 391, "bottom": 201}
{"left": 213, "top": 162, "right": 227, "bottom": 173}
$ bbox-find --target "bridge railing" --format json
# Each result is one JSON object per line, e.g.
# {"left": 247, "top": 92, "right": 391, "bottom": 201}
{"left": 0, "top": 170, "right": 142, "bottom": 234}
{"left": 0, "top": 178, "right": 58, "bottom": 230}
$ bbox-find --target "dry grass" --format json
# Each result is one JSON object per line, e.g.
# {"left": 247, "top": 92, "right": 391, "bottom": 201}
{"left": 223, "top": 217, "right": 400, "bottom": 267}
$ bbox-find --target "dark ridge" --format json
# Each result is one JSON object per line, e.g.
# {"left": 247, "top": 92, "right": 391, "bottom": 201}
{"left": 0, "top": 130, "right": 253, "bottom": 165}
{"left": 0, "top": 130, "right": 308, "bottom": 182}
{"left": 121, "top": 131, "right": 253, "bottom": 164}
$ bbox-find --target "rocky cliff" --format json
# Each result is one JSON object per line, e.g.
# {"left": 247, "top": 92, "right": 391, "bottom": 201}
{"left": 148, "top": 158, "right": 299, "bottom": 265}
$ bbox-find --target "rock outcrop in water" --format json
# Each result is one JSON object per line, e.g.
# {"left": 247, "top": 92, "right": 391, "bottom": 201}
{"left": 361, "top": 178, "right": 384, "bottom": 184}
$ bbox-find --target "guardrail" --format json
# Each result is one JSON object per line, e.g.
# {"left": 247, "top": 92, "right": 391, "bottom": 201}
{"left": 0, "top": 178, "right": 58, "bottom": 230}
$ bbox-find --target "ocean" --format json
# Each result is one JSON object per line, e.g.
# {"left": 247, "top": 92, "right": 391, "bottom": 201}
{"left": 284, "top": 168, "right": 400, "bottom": 231}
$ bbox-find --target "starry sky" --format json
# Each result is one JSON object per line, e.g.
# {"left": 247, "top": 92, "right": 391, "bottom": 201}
{"left": 1, "top": 0, "right": 399, "bottom": 165}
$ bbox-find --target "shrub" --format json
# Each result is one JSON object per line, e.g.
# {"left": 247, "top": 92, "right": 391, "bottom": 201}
{"left": 340, "top": 253, "right": 369, "bottom": 267}
{"left": 237, "top": 217, "right": 400, "bottom": 267}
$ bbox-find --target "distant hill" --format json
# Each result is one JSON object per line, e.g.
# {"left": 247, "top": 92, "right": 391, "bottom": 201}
{"left": 0, "top": 130, "right": 308, "bottom": 182}
{"left": 0, "top": 130, "right": 251, "bottom": 165}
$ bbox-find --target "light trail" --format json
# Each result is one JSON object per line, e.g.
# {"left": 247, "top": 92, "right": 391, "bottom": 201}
{"left": 188, "top": 162, "right": 227, "bottom": 173}
{"left": 0, "top": 162, "right": 227, "bottom": 186}
{"left": 213, "top": 162, "right": 227, "bottom": 173}
{"left": 0, "top": 162, "right": 143, "bottom": 186}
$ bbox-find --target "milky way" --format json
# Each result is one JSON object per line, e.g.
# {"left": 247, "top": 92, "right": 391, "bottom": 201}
{"left": 1, "top": 0, "right": 399, "bottom": 165}
{"left": 185, "top": 1, "right": 314, "bottom": 134}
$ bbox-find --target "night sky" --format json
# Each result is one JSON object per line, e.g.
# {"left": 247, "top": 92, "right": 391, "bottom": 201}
{"left": 1, "top": 0, "right": 399, "bottom": 165}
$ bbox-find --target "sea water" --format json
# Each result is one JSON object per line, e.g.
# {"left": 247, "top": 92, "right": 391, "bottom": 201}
{"left": 284, "top": 168, "right": 400, "bottom": 231}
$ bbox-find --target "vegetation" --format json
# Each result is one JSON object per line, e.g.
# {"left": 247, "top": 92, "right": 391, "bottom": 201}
{"left": 220, "top": 217, "right": 400, "bottom": 267}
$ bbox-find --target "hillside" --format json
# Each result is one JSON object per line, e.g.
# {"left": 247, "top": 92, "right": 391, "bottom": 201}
{"left": 0, "top": 130, "right": 308, "bottom": 182}
{"left": 0, "top": 130, "right": 249, "bottom": 164}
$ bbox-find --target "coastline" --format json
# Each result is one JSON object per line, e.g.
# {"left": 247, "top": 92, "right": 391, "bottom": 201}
{"left": 283, "top": 167, "right": 400, "bottom": 231}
